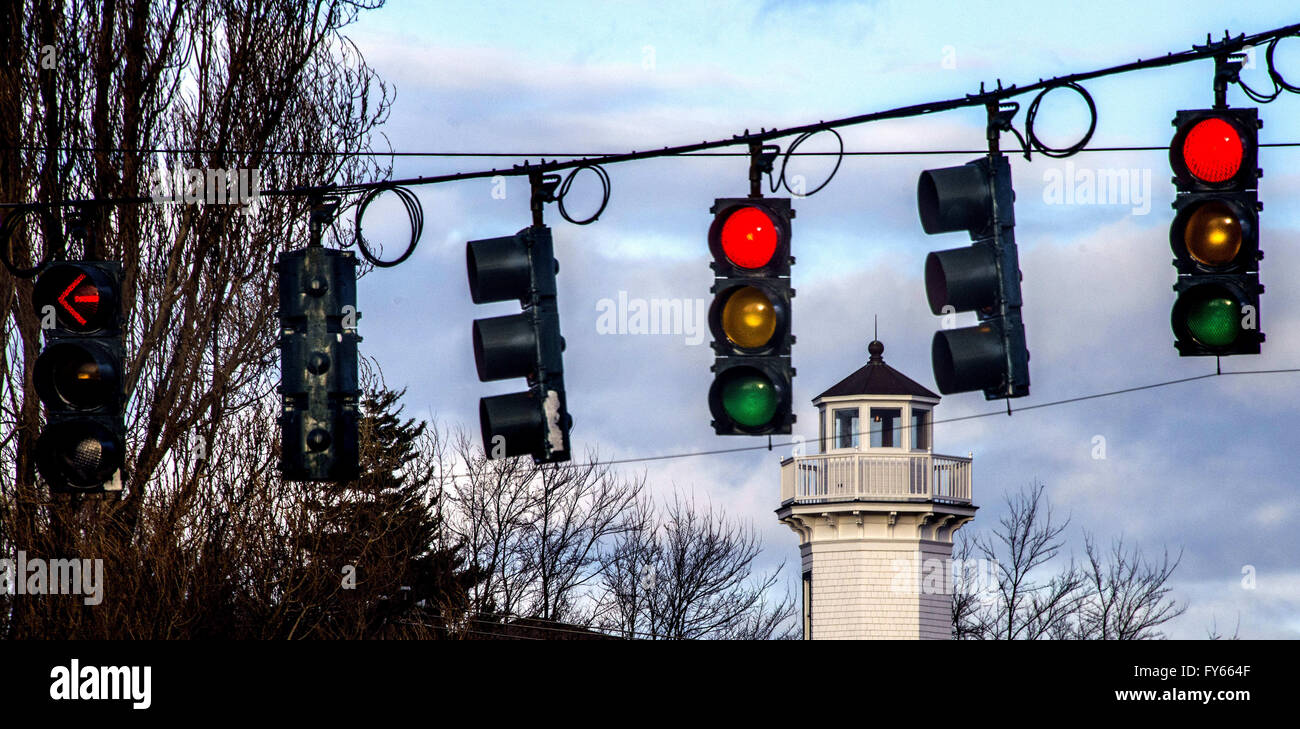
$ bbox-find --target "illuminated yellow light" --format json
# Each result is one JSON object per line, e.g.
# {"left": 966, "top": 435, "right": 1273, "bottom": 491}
{"left": 721, "top": 286, "right": 777, "bottom": 349}
{"left": 1184, "top": 201, "right": 1242, "bottom": 266}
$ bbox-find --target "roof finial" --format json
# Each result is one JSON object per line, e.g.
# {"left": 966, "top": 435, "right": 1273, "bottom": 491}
{"left": 868, "top": 316, "right": 884, "bottom": 364}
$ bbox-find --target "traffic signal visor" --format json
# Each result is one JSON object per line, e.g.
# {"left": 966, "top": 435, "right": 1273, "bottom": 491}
{"left": 467, "top": 233, "right": 532, "bottom": 304}
{"left": 917, "top": 162, "right": 991, "bottom": 236}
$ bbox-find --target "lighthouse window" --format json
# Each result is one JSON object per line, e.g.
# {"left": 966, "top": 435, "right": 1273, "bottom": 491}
{"left": 912, "top": 409, "right": 929, "bottom": 450}
{"left": 833, "top": 408, "right": 859, "bottom": 449}
{"left": 870, "top": 408, "right": 900, "bottom": 448}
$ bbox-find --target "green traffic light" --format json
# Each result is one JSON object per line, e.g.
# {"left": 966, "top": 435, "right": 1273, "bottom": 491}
{"left": 1183, "top": 289, "right": 1240, "bottom": 347}
{"left": 720, "top": 371, "right": 779, "bottom": 428}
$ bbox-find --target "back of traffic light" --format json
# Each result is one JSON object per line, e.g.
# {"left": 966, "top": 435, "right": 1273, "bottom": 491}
{"left": 917, "top": 146, "right": 1029, "bottom": 400}
{"left": 1168, "top": 106, "right": 1263, "bottom": 356}
{"left": 467, "top": 223, "right": 571, "bottom": 463}
{"left": 276, "top": 199, "right": 362, "bottom": 482}
{"left": 32, "top": 260, "right": 126, "bottom": 492}
{"left": 707, "top": 196, "right": 795, "bottom": 435}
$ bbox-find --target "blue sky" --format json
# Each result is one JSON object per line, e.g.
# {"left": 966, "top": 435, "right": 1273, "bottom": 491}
{"left": 339, "top": 1, "right": 1300, "bottom": 637}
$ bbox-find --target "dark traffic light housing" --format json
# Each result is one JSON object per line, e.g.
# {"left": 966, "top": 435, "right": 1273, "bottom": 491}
{"left": 276, "top": 246, "right": 361, "bottom": 481}
{"left": 917, "top": 155, "right": 1029, "bottom": 399}
{"left": 467, "top": 225, "right": 571, "bottom": 463}
{"left": 1168, "top": 108, "right": 1263, "bottom": 357}
{"left": 707, "top": 197, "right": 795, "bottom": 435}
{"left": 32, "top": 261, "right": 126, "bottom": 492}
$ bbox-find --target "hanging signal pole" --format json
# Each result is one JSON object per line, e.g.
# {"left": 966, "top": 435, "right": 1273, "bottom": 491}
{"left": 1168, "top": 51, "right": 1264, "bottom": 359}
{"left": 32, "top": 210, "right": 127, "bottom": 493}
{"left": 707, "top": 144, "right": 796, "bottom": 435}
{"left": 276, "top": 196, "right": 363, "bottom": 481}
{"left": 917, "top": 101, "right": 1030, "bottom": 400}
{"left": 466, "top": 171, "right": 573, "bottom": 463}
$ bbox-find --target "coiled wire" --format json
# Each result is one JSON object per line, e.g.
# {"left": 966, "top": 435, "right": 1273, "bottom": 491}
{"left": 0, "top": 206, "right": 59, "bottom": 277}
{"left": 556, "top": 163, "right": 610, "bottom": 225}
{"left": 351, "top": 184, "right": 424, "bottom": 268}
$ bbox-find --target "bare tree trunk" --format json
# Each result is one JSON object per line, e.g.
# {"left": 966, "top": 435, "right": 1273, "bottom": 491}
{"left": 0, "top": 0, "right": 393, "bottom": 639}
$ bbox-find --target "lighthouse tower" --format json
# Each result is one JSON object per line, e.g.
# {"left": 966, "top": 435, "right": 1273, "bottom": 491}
{"left": 777, "top": 340, "right": 976, "bottom": 640}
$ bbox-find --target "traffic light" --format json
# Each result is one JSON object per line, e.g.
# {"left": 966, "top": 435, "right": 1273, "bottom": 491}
{"left": 707, "top": 197, "right": 795, "bottom": 435}
{"left": 466, "top": 224, "right": 571, "bottom": 463}
{"left": 32, "top": 261, "right": 125, "bottom": 492}
{"left": 917, "top": 154, "right": 1029, "bottom": 399}
{"left": 1168, "top": 108, "right": 1263, "bottom": 356}
{"left": 276, "top": 246, "right": 361, "bottom": 481}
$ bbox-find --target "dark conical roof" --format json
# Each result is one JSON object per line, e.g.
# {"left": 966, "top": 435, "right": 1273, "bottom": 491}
{"left": 815, "top": 340, "right": 940, "bottom": 400}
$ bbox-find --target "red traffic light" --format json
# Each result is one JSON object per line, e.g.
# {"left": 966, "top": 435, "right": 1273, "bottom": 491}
{"left": 33, "top": 263, "right": 117, "bottom": 333}
{"left": 1170, "top": 109, "right": 1257, "bottom": 192}
{"left": 57, "top": 273, "right": 100, "bottom": 325}
{"left": 719, "top": 206, "right": 779, "bottom": 269}
{"left": 1180, "top": 118, "right": 1243, "bottom": 184}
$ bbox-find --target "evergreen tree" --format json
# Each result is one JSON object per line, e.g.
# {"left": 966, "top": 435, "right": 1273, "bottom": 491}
{"left": 299, "top": 387, "right": 482, "bottom": 638}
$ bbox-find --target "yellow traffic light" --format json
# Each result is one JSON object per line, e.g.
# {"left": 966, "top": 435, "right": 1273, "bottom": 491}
{"left": 1183, "top": 201, "right": 1242, "bottom": 266}
{"left": 720, "top": 286, "right": 777, "bottom": 349}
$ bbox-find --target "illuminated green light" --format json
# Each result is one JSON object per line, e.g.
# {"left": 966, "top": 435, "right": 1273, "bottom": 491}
{"left": 1183, "top": 289, "right": 1240, "bottom": 347}
{"left": 721, "top": 371, "right": 778, "bottom": 427}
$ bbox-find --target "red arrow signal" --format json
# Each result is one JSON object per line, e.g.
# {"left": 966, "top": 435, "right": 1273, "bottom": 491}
{"left": 57, "top": 273, "right": 98, "bottom": 327}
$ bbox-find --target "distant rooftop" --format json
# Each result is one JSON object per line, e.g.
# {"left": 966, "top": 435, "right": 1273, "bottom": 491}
{"left": 814, "top": 339, "right": 940, "bottom": 400}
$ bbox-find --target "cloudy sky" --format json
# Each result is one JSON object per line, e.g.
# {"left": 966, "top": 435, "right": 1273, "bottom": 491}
{"left": 337, "top": 0, "right": 1300, "bottom": 638}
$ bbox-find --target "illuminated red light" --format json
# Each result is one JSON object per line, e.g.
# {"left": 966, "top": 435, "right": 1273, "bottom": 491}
{"left": 719, "top": 206, "right": 778, "bottom": 269}
{"left": 1181, "top": 117, "right": 1244, "bottom": 183}
{"left": 57, "top": 273, "right": 99, "bottom": 327}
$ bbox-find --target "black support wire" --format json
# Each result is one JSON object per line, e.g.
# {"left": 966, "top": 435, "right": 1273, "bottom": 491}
{"left": 7, "top": 142, "right": 1300, "bottom": 159}
{"left": 275, "top": 22, "right": 1299, "bottom": 203}
{"left": 418, "top": 366, "right": 1300, "bottom": 484}
{"left": 5, "top": 22, "right": 1299, "bottom": 209}
{"left": 3, "top": 23, "right": 1299, "bottom": 276}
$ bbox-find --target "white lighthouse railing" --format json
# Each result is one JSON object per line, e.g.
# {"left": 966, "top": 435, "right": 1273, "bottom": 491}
{"left": 780, "top": 452, "right": 971, "bottom": 505}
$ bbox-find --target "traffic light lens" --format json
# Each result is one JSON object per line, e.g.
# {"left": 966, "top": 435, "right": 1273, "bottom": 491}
{"left": 719, "top": 207, "right": 778, "bottom": 269}
{"left": 34, "top": 265, "right": 113, "bottom": 332}
{"left": 1182, "top": 287, "right": 1241, "bottom": 347}
{"left": 721, "top": 286, "right": 777, "bottom": 349}
{"left": 1182, "top": 118, "right": 1243, "bottom": 184}
{"left": 37, "top": 420, "right": 123, "bottom": 488}
{"left": 36, "top": 343, "right": 117, "bottom": 410}
{"left": 720, "top": 370, "right": 779, "bottom": 428}
{"left": 69, "top": 436, "right": 105, "bottom": 475}
{"left": 54, "top": 351, "right": 105, "bottom": 408}
{"left": 1184, "top": 201, "right": 1242, "bottom": 266}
